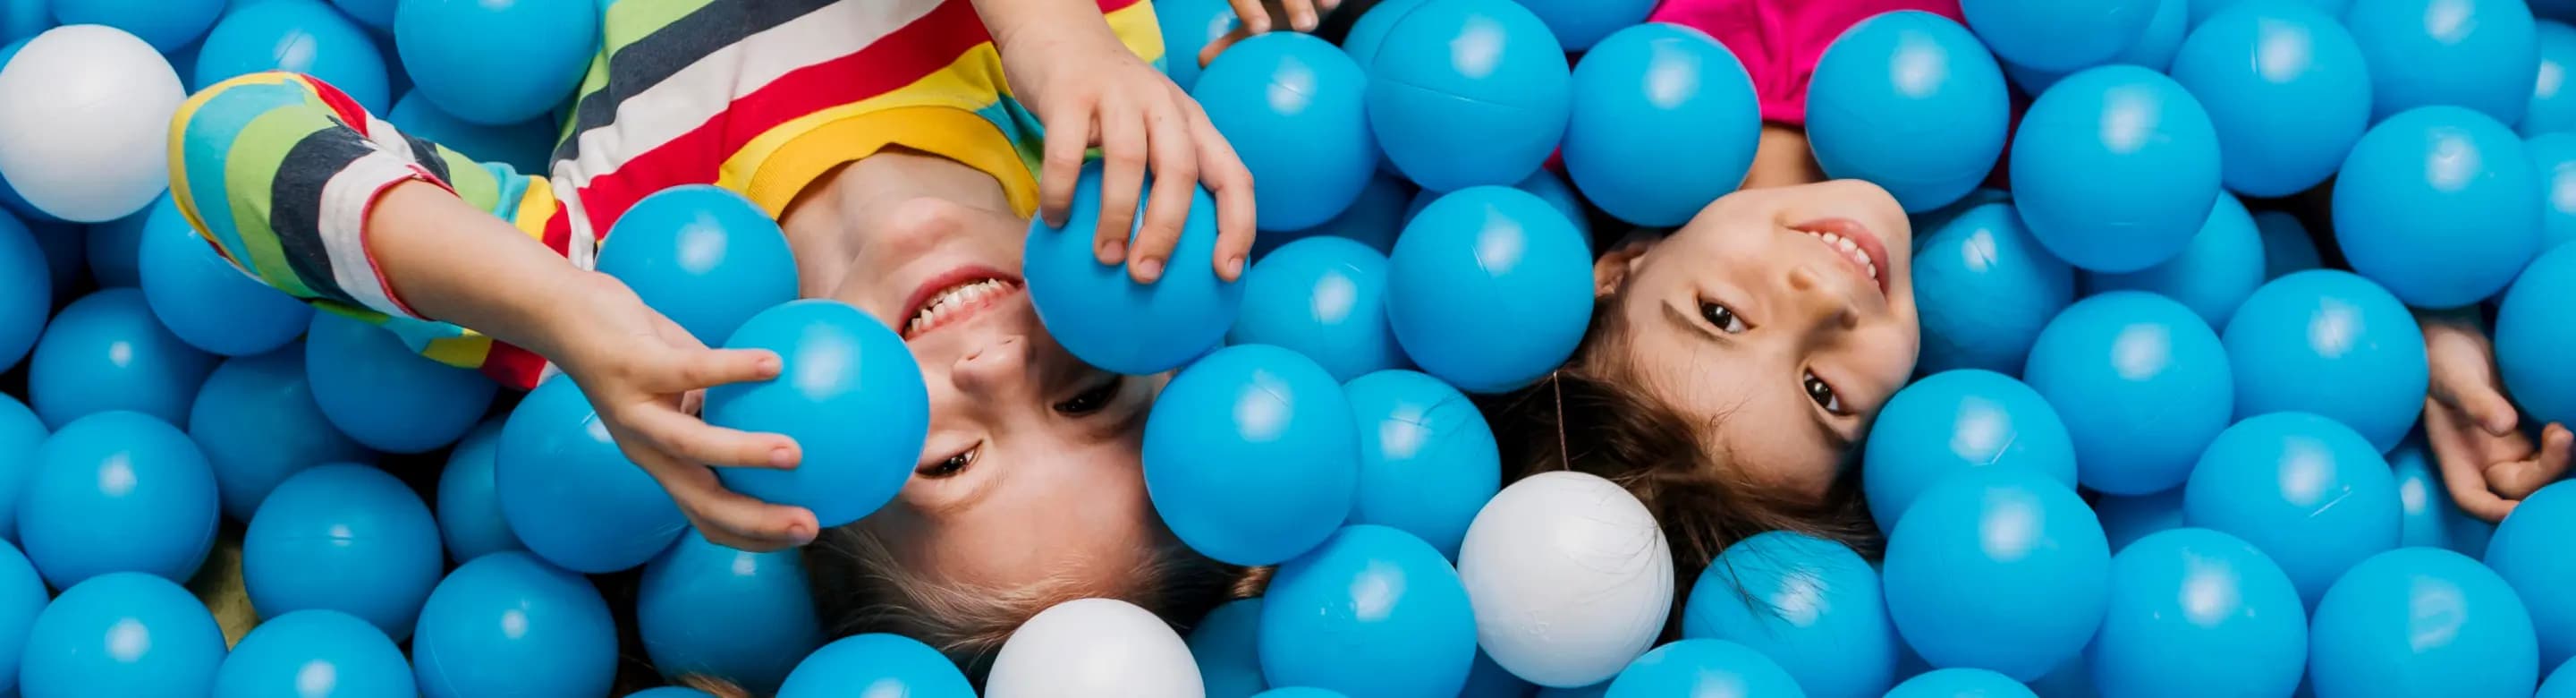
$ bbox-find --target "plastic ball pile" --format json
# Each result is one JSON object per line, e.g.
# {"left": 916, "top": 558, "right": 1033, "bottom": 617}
{"left": 0, "top": 0, "right": 2562, "bottom": 697}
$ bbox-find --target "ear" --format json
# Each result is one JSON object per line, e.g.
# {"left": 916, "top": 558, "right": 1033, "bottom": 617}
{"left": 1593, "top": 234, "right": 1657, "bottom": 297}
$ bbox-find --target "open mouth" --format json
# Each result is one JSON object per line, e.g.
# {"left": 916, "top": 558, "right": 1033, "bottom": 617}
{"left": 900, "top": 267, "right": 1025, "bottom": 340}
{"left": 1789, "top": 217, "right": 1892, "bottom": 298}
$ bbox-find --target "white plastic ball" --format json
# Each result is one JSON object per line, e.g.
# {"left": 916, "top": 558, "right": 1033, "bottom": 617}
{"left": 0, "top": 25, "right": 184, "bottom": 223}
{"left": 984, "top": 598, "right": 1204, "bottom": 698}
{"left": 1456, "top": 471, "right": 1674, "bottom": 688}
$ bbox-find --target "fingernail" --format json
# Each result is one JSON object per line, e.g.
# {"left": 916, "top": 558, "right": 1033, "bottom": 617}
{"left": 758, "top": 355, "right": 782, "bottom": 375}
{"left": 1224, "top": 256, "right": 1246, "bottom": 279}
{"left": 1135, "top": 257, "right": 1165, "bottom": 282}
{"left": 1293, "top": 8, "right": 1318, "bottom": 30}
{"left": 1247, "top": 14, "right": 1269, "bottom": 33}
{"left": 769, "top": 447, "right": 795, "bottom": 467}
{"left": 789, "top": 524, "right": 816, "bottom": 545}
{"left": 1100, "top": 239, "right": 1127, "bottom": 264}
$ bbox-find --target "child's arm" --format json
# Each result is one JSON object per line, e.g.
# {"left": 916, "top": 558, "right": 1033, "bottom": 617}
{"left": 970, "top": 0, "right": 1257, "bottom": 284}
{"left": 2420, "top": 309, "right": 2572, "bottom": 521}
{"left": 171, "top": 72, "right": 817, "bottom": 550}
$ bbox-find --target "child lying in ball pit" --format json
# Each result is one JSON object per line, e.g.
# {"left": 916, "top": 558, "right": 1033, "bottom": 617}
{"left": 167, "top": 0, "right": 1250, "bottom": 677}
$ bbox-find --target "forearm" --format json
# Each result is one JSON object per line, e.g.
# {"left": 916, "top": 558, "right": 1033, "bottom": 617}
{"left": 970, "top": 0, "right": 1120, "bottom": 52}
{"left": 368, "top": 182, "right": 596, "bottom": 359}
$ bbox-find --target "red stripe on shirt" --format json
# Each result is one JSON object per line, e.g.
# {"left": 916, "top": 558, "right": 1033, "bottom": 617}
{"left": 298, "top": 73, "right": 374, "bottom": 136}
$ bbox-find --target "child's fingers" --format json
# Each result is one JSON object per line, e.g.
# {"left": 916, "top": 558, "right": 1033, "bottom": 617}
{"left": 2426, "top": 400, "right": 2520, "bottom": 523}
{"left": 1188, "top": 105, "right": 1257, "bottom": 281}
{"left": 1225, "top": 0, "right": 1272, "bottom": 33}
{"left": 1285, "top": 0, "right": 1320, "bottom": 30}
{"left": 632, "top": 449, "right": 818, "bottom": 551}
{"left": 2531, "top": 423, "right": 2573, "bottom": 491}
{"left": 1038, "top": 100, "right": 1097, "bottom": 229}
{"left": 1130, "top": 104, "right": 1203, "bottom": 285}
{"left": 619, "top": 403, "right": 801, "bottom": 470}
{"left": 1095, "top": 104, "right": 1151, "bottom": 266}
{"left": 2434, "top": 378, "right": 2521, "bottom": 438}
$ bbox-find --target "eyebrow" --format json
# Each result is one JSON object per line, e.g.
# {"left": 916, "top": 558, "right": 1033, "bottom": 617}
{"left": 1082, "top": 379, "right": 1153, "bottom": 444}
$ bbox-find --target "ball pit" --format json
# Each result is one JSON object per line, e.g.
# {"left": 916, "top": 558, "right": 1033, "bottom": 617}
{"left": 1187, "top": 598, "right": 1268, "bottom": 697}
{"left": 2223, "top": 270, "right": 2428, "bottom": 453}
{"left": 1809, "top": 11, "right": 2011, "bottom": 213}
{"left": 1366, "top": 0, "right": 1570, "bottom": 192}
{"left": 30, "top": 288, "right": 216, "bottom": 428}
{"left": 2345, "top": 0, "right": 2539, "bottom": 124}
{"left": 2089, "top": 528, "right": 2307, "bottom": 698}
{"left": 1195, "top": 32, "right": 1378, "bottom": 232}
{"left": 775, "top": 634, "right": 973, "bottom": 698}
{"left": 1883, "top": 466, "right": 2109, "bottom": 682}
{"left": 1682, "top": 531, "right": 1899, "bottom": 698}
{"left": 1961, "top": 0, "right": 2159, "bottom": 72}
{"left": 303, "top": 311, "right": 496, "bottom": 454}
{"left": 2529, "top": 21, "right": 2576, "bottom": 137}
{"left": 1143, "top": 344, "right": 1358, "bottom": 566}
{"left": 394, "top": 0, "right": 596, "bottom": 125}
{"left": 2012, "top": 65, "right": 2222, "bottom": 273}
{"left": 19, "top": 411, "right": 216, "bottom": 589}
{"left": 1563, "top": 21, "right": 1760, "bottom": 226}
{"left": 2533, "top": 132, "right": 2576, "bottom": 250}
{"left": 1864, "top": 369, "right": 2078, "bottom": 532}
{"left": 138, "top": 193, "right": 311, "bottom": 357}
{"left": 638, "top": 530, "right": 824, "bottom": 694}
{"left": 2022, "top": 291, "right": 2233, "bottom": 496}
{"left": 1343, "top": 369, "right": 1499, "bottom": 560}
{"left": 213, "top": 609, "right": 416, "bottom": 698}
{"left": 411, "top": 552, "right": 616, "bottom": 698}
{"left": 598, "top": 185, "right": 801, "bottom": 346}
{"left": 2184, "top": 412, "right": 2402, "bottom": 606}
{"left": 1386, "top": 186, "right": 1592, "bottom": 393}
{"left": 1024, "top": 161, "right": 1241, "bottom": 376}
{"left": 1911, "top": 202, "right": 2074, "bottom": 375}
{"left": 21, "top": 572, "right": 225, "bottom": 698}
{"left": 1259, "top": 524, "right": 1478, "bottom": 697}
{"left": 2499, "top": 243, "right": 2576, "bottom": 428}
{"left": 190, "top": 346, "right": 374, "bottom": 523}
{"left": 1227, "top": 236, "right": 1408, "bottom": 382}
{"left": 1604, "top": 639, "right": 1802, "bottom": 698}
{"left": 2310, "top": 548, "right": 2539, "bottom": 698}
{"left": 2167, "top": 1, "right": 2370, "bottom": 198}
{"left": 434, "top": 420, "right": 522, "bottom": 563}
{"left": 2080, "top": 192, "right": 2263, "bottom": 329}
{"left": 244, "top": 464, "right": 442, "bottom": 642}
{"left": 2334, "top": 105, "right": 2541, "bottom": 309}
{"left": 2486, "top": 481, "right": 2576, "bottom": 671}
{"left": 703, "top": 299, "right": 928, "bottom": 529}
{"left": 495, "top": 374, "right": 687, "bottom": 574}
{"left": 193, "top": 0, "right": 389, "bottom": 112}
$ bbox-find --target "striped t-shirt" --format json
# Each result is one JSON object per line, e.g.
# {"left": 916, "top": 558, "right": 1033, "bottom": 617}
{"left": 165, "top": 0, "right": 1163, "bottom": 388}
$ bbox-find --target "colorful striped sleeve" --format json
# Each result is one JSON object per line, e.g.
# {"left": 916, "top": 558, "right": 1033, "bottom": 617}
{"left": 165, "top": 71, "right": 569, "bottom": 374}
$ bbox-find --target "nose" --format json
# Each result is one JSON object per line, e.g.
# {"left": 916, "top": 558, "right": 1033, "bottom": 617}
{"left": 1784, "top": 264, "right": 1861, "bottom": 336}
{"left": 950, "top": 334, "right": 1029, "bottom": 396}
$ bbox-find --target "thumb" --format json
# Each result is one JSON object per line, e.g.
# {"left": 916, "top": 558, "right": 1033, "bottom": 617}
{"left": 2457, "top": 387, "right": 2521, "bottom": 438}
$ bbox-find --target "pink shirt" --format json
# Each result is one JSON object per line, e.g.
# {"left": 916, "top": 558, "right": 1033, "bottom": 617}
{"left": 1648, "top": 0, "right": 1967, "bottom": 125}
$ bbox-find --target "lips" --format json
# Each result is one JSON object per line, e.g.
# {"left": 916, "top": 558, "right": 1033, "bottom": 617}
{"left": 899, "top": 267, "right": 1023, "bottom": 340}
{"left": 1789, "top": 217, "right": 1894, "bottom": 297}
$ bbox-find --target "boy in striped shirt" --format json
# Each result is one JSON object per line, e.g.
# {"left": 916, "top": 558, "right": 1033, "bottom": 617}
{"left": 170, "top": 0, "right": 1250, "bottom": 669}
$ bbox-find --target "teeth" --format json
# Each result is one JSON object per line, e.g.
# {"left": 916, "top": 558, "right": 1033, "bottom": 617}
{"left": 907, "top": 279, "right": 1012, "bottom": 336}
{"left": 1799, "top": 230, "right": 1880, "bottom": 284}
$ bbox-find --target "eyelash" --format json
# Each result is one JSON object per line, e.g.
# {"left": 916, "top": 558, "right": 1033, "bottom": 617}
{"left": 1055, "top": 377, "right": 1123, "bottom": 415}
{"left": 1805, "top": 371, "right": 1845, "bottom": 415}
{"left": 1699, "top": 300, "right": 1747, "bottom": 334}
{"left": 922, "top": 447, "right": 975, "bottom": 479}
{"left": 1703, "top": 300, "right": 1846, "bottom": 416}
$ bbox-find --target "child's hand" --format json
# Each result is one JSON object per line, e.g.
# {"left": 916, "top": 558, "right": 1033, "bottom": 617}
{"left": 1001, "top": 24, "right": 1257, "bottom": 285}
{"left": 1199, "top": 0, "right": 1344, "bottom": 66}
{"left": 545, "top": 273, "right": 818, "bottom": 551}
{"left": 2421, "top": 312, "right": 2573, "bottom": 522}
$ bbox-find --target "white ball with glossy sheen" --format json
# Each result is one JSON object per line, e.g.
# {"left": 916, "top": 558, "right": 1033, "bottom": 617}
{"left": 1456, "top": 471, "right": 1674, "bottom": 688}
{"left": 984, "top": 598, "right": 1205, "bottom": 698}
{"left": 0, "top": 25, "right": 184, "bottom": 222}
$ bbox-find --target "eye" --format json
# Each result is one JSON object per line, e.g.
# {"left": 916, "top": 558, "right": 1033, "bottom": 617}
{"left": 919, "top": 446, "right": 977, "bottom": 479}
{"left": 1804, "top": 370, "right": 1845, "bottom": 415}
{"left": 1055, "top": 376, "right": 1124, "bottom": 415}
{"left": 1699, "top": 300, "right": 1748, "bottom": 334}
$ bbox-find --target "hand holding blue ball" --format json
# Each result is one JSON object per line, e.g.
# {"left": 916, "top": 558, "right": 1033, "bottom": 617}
{"left": 1144, "top": 344, "right": 1358, "bottom": 566}
{"left": 597, "top": 185, "right": 801, "bottom": 346}
{"left": 1025, "top": 161, "right": 1241, "bottom": 375}
{"left": 704, "top": 299, "right": 928, "bottom": 529}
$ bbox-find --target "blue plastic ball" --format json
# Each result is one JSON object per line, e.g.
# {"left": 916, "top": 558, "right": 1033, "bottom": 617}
{"left": 333, "top": 0, "right": 394, "bottom": 30}
{"left": 1228, "top": 236, "right": 1407, "bottom": 382}
{"left": 1343, "top": 0, "right": 1429, "bottom": 68}
{"left": 2530, "top": 21, "right": 2576, "bottom": 137}
{"left": 775, "top": 634, "right": 975, "bottom": 698}
{"left": 1513, "top": 167, "right": 1591, "bottom": 238}
{"left": 1564, "top": 22, "right": 1759, "bottom": 226}
{"left": 1155, "top": 0, "right": 1233, "bottom": 92}
{"left": 411, "top": 552, "right": 616, "bottom": 698}
{"left": 2012, "top": 65, "right": 2224, "bottom": 273}
{"left": 0, "top": 541, "right": 43, "bottom": 692}
{"left": 436, "top": 419, "right": 521, "bottom": 563}
{"left": 2550, "top": 661, "right": 2576, "bottom": 698}
{"left": 1882, "top": 467, "right": 2109, "bottom": 681}
{"left": 1344, "top": 370, "right": 1498, "bottom": 560}
{"left": 2309, "top": 548, "right": 2538, "bottom": 698}
{"left": 1912, "top": 203, "right": 2074, "bottom": 376}
{"left": 2223, "top": 270, "right": 2427, "bottom": 452}
{"left": 213, "top": 609, "right": 416, "bottom": 698}
{"left": 21, "top": 217, "right": 77, "bottom": 299}
{"left": 1884, "top": 668, "right": 2036, "bottom": 698}
{"left": 2346, "top": 0, "right": 2539, "bottom": 124}
{"left": 2094, "top": 487, "right": 2186, "bottom": 554}
{"left": 2171, "top": 2, "right": 2371, "bottom": 199}
{"left": 1385, "top": 186, "right": 1592, "bottom": 393}
{"left": 702, "top": 300, "right": 927, "bottom": 528}
{"left": 2533, "top": 133, "right": 2576, "bottom": 250}
{"left": 2500, "top": 242, "right": 2576, "bottom": 427}
{"left": 2082, "top": 193, "right": 2263, "bottom": 329}
{"left": 49, "top": 0, "right": 218, "bottom": 52}
{"left": 1603, "top": 639, "right": 1803, "bottom": 698}
{"left": 85, "top": 198, "right": 146, "bottom": 287}
{"left": 2389, "top": 439, "right": 2487, "bottom": 552}
{"left": 495, "top": 374, "right": 685, "bottom": 574}
{"left": 2183, "top": 412, "right": 2401, "bottom": 606}
{"left": 1024, "top": 161, "right": 1242, "bottom": 375}
{"left": 1809, "top": 11, "right": 2012, "bottom": 213}
{"left": 1260, "top": 169, "right": 1416, "bottom": 259}
{"left": 387, "top": 92, "right": 556, "bottom": 180}
{"left": 1512, "top": 0, "right": 1655, "bottom": 50}
{"left": 2485, "top": 481, "right": 2576, "bottom": 670}
{"left": 243, "top": 464, "right": 440, "bottom": 641}
{"left": 395, "top": 0, "right": 595, "bottom": 124}
{"left": 1367, "top": 0, "right": 1571, "bottom": 192}
{"left": 304, "top": 311, "right": 496, "bottom": 454}
{"left": 2334, "top": 106, "right": 2541, "bottom": 307}
{"left": 2188, "top": 0, "right": 2352, "bottom": 26}
{"left": 19, "top": 411, "right": 215, "bottom": 587}
{"left": 139, "top": 192, "right": 311, "bottom": 356}
{"left": 1259, "top": 525, "right": 1478, "bottom": 697}
{"left": 1254, "top": 689, "right": 1348, "bottom": 698}
{"left": 1462, "top": 651, "right": 1536, "bottom": 697}
{"left": 2021, "top": 292, "right": 2233, "bottom": 496}
{"left": 190, "top": 346, "right": 374, "bottom": 523}
{"left": 0, "top": 2, "right": 49, "bottom": 45}
{"left": 0, "top": 396, "right": 40, "bottom": 542}
{"left": 30, "top": 288, "right": 217, "bottom": 428}
{"left": 21, "top": 572, "right": 225, "bottom": 698}
{"left": 598, "top": 186, "right": 800, "bottom": 346}
{"left": 1143, "top": 344, "right": 1357, "bottom": 566}
{"left": 2252, "top": 210, "right": 2323, "bottom": 279}
{"left": 194, "top": 0, "right": 388, "bottom": 112}
{"left": 0, "top": 211, "right": 48, "bottom": 371}
{"left": 1962, "top": 0, "right": 2158, "bottom": 72}
{"left": 1864, "top": 369, "right": 2079, "bottom": 532}
{"left": 1682, "top": 531, "right": 1896, "bottom": 698}
{"left": 639, "top": 529, "right": 823, "bottom": 694}
{"left": 2004, "top": 0, "right": 2189, "bottom": 95}
{"left": 1188, "top": 598, "right": 1269, "bottom": 697}
{"left": 2088, "top": 528, "right": 2307, "bottom": 698}
{"left": 1197, "top": 32, "right": 1377, "bottom": 232}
